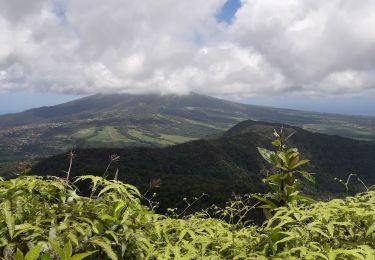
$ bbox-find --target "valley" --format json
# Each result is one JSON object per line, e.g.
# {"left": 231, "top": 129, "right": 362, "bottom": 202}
{"left": 0, "top": 93, "right": 375, "bottom": 167}
{"left": 1, "top": 95, "right": 374, "bottom": 258}
{"left": 31, "top": 120, "right": 375, "bottom": 213}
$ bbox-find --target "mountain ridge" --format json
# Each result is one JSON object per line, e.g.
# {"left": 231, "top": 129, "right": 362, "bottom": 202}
{"left": 1, "top": 93, "right": 375, "bottom": 164}
{"left": 31, "top": 119, "right": 375, "bottom": 212}
{"left": 1, "top": 92, "right": 374, "bottom": 126}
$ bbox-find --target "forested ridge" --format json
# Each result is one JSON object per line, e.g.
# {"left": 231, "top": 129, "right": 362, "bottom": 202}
{"left": 0, "top": 128, "right": 374, "bottom": 259}
{"left": 31, "top": 120, "right": 375, "bottom": 213}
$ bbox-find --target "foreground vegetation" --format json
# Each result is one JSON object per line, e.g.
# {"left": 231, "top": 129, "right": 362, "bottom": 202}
{"left": 1, "top": 131, "right": 374, "bottom": 259}
{"left": 0, "top": 175, "right": 374, "bottom": 259}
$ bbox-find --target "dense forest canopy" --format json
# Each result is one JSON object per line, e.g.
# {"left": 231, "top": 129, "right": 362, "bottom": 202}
{"left": 31, "top": 120, "right": 375, "bottom": 213}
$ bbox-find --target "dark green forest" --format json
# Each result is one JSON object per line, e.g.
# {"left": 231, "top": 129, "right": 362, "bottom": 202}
{"left": 31, "top": 120, "right": 375, "bottom": 213}
{"left": 0, "top": 129, "right": 374, "bottom": 259}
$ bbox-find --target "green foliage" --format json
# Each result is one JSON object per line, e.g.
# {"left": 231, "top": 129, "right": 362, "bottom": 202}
{"left": 0, "top": 175, "right": 374, "bottom": 259}
{"left": 0, "top": 176, "right": 149, "bottom": 259}
{"left": 255, "top": 129, "right": 315, "bottom": 211}
{"left": 13, "top": 245, "right": 43, "bottom": 260}
{"left": 30, "top": 120, "right": 375, "bottom": 214}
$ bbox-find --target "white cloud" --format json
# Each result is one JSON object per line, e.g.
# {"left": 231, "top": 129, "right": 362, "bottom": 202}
{"left": 0, "top": 0, "right": 374, "bottom": 97}
{"left": 230, "top": 0, "right": 375, "bottom": 95}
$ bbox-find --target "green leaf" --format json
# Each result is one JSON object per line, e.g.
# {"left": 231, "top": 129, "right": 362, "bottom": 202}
{"left": 272, "top": 139, "right": 281, "bottom": 147}
{"left": 3, "top": 200, "right": 15, "bottom": 239}
{"left": 64, "top": 241, "right": 73, "bottom": 259}
{"left": 40, "top": 255, "right": 51, "bottom": 260}
{"left": 91, "top": 239, "right": 118, "bottom": 260}
{"left": 179, "top": 229, "right": 188, "bottom": 241}
{"left": 327, "top": 223, "right": 334, "bottom": 237}
{"left": 25, "top": 245, "right": 43, "bottom": 260}
{"left": 284, "top": 184, "right": 297, "bottom": 197}
{"left": 291, "top": 159, "right": 310, "bottom": 170}
{"left": 67, "top": 232, "right": 79, "bottom": 247}
{"left": 286, "top": 148, "right": 299, "bottom": 156}
{"left": 14, "top": 249, "right": 24, "bottom": 260}
{"left": 99, "top": 214, "right": 117, "bottom": 222}
{"left": 310, "top": 252, "right": 328, "bottom": 260}
{"left": 341, "top": 249, "right": 366, "bottom": 260}
{"left": 105, "top": 230, "right": 119, "bottom": 244}
{"left": 288, "top": 195, "right": 315, "bottom": 204}
{"left": 71, "top": 251, "right": 97, "bottom": 260}
{"left": 266, "top": 173, "right": 288, "bottom": 182}
{"left": 252, "top": 194, "right": 277, "bottom": 209}
{"left": 275, "top": 164, "right": 289, "bottom": 171}
{"left": 296, "top": 171, "right": 315, "bottom": 183}
{"left": 49, "top": 239, "right": 65, "bottom": 260}
{"left": 274, "top": 234, "right": 296, "bottom": 246}
{"left": 92, "top": 220, "right": 104, "bottom": 234}
{"left": 257, "top": 147, "right": 277, "bottom": 165}
{"left": 366, "top": 224, "right": 375, "bottom": 237}
{"left": 310, "top": 227, "right": 330, "bottom": 239}
{"left": 277, "top": 152, "right": 289, "bottom": 166}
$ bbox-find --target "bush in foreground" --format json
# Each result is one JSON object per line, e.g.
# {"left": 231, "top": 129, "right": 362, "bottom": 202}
{"left": 0, "top": 175, "right": 374, "bottom": 259}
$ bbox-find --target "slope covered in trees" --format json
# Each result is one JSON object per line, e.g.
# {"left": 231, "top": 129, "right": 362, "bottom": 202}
{"left": 31, "top": 120, "right": 375, "bottom": 212}
{"left": 1, "top": 93, "right": 375, "bottom": 165}
{"left": 1, "top": 131, "right": 375, "bottom": 259}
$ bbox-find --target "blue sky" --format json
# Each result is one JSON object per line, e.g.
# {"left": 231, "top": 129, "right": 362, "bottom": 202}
{"left": 216, "top": 0, "right": 241, "bottom": 23}
{"left": 242, "top": 95, "right": 375, "bottom": 117}
{"left": 0, "top": 92, "right": 84, "bottom": 114}
{"left": 1, "top": 0, "right": 374, "bottom": 117}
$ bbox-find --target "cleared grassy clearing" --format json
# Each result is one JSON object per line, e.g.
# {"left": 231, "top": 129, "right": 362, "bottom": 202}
{"left": 71, "top": 128, "right": 96, "bottom": 139}
{"left": 159, "top": 134, "right": 196, "bottom": 143}
{"left": 127, "top": 129, "right": 168, "bottom": 144}
{"left": 88, "top": 126, "right": 133, "bottom": 143}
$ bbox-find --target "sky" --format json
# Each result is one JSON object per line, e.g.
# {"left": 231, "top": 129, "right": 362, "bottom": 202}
{"left": 0, "top": 0, "right": 374, "bottom": 116}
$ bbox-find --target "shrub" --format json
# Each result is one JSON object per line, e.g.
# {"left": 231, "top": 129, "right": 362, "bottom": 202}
{"left": 0, "top": 175, "right": 374, "bottom": 259}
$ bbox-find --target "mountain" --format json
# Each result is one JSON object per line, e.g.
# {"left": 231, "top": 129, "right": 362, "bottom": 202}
{"left": 1, "top": 93, "right": 375, "bottom": 165}
{"left": 31, "top": 120, "right": 375, "bottom": 213}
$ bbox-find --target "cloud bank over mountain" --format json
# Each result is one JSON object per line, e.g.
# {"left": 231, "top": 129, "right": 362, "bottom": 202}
{"left": 1, "top": 0, "right": 375, "bottom": 97}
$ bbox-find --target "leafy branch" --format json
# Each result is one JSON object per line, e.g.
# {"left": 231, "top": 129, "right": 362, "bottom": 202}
{"left": 254, "top": 128, "right": 315, "bottom": 215}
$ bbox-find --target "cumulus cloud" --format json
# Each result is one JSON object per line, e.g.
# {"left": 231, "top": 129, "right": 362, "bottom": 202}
{"left": 0, "top": 0, "right": 374, "bottom": 97}
{"left": 230, "top": 0, "right": 375, "bottom": 95}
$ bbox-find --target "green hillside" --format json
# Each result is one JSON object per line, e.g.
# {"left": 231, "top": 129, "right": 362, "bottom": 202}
{"left": 2, "top": 120, "right": 375, "bottom": 259}
{"left": 1, "top": 93, "right": 375, "bottom": 165}
{"left": 31, "top": 120, "right": 375, "bottom": 213}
